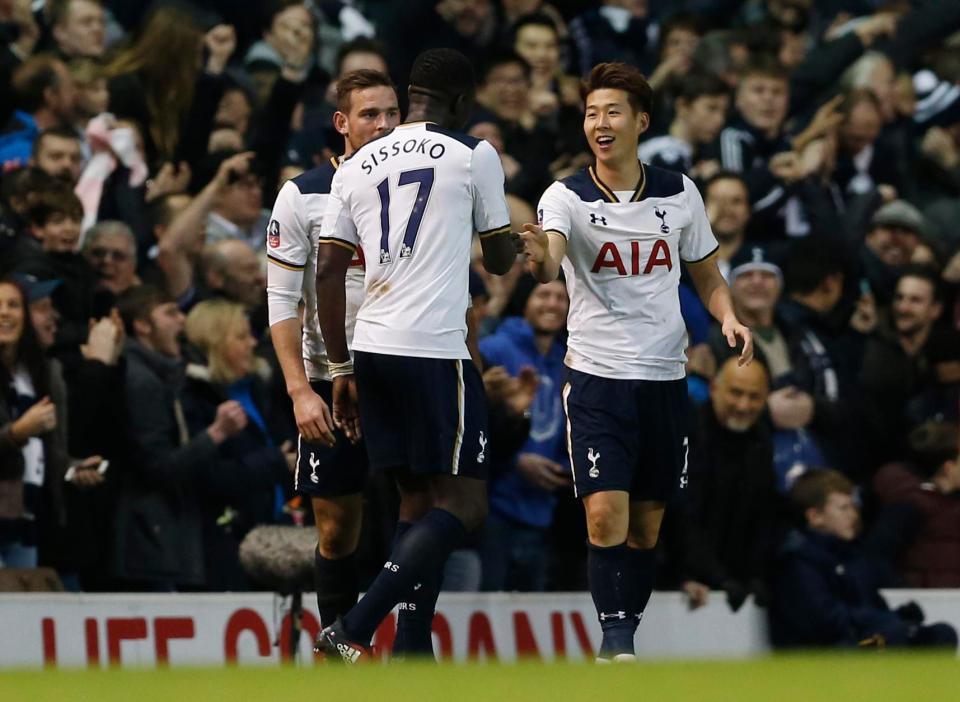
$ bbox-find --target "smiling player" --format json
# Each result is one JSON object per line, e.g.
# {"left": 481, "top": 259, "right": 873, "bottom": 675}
{"left": 521, "top": 62, "right": 753, "bottom": 662}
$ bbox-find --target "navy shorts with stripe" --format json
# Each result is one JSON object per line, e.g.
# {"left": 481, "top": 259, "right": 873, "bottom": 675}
{"left": 354, "top": 350, "right": 489, "bottom": 478}
{"left": 295, "top": 380, "right": 368, "bottom": 497}
{"left": 562, "top": 369, "right": 689, "bottom": 500}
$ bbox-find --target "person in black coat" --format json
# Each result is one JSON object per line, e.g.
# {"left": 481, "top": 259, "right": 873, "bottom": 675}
{"left": 679, "top": 356, "right": 779, "bottom": 612}
{"left": 777, "top": 238, "right": 874, "bottom": 479}
{"left": 770, "top": 469, "right": 957, "bottom": 650}
{"left": 113, "top": 285, "right": 248, "bottom": 590}
{"left": 182, "top": 299, "right": 294, "bottom": 591}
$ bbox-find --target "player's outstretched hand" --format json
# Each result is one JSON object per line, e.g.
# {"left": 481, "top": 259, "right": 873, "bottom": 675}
{"left": 332, "top": 375, "right": 362, "bottom": 444}
{"left": 291, "top": 386, "right": 336, "bottom": 447}
{"left": 519, "top": 223, "right": 549, "bottom": 263}
{"left": 722, "top": 315, "right": 753, "bottom": 366}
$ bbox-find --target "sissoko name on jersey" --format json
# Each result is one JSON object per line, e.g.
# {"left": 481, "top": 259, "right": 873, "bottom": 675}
{"left": 359, "top": 135, "right": 448, "bottom": 175}
{"left": 322, "top": 122, "right": 510, "bottom": 360}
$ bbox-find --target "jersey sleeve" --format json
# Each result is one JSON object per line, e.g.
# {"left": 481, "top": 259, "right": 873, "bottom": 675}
{"left": 319, "top": 167, "right": 360, "bottom": 252}
{"left": 536, "top": 181, "right": 573, "bottom": 239}
{"left": 679, "top": 175, "right": 720, "bottom": 263}
{"left": 470, "top": 140, "right": 511, "bottom": 238}
{"left": 266, "top": 180, "right": 307, "bottom": 326}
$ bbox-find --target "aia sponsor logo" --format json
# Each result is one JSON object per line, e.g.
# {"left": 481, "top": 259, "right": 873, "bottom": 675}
{"left": 591, "top": 239, "right": 673, "bottom": 276}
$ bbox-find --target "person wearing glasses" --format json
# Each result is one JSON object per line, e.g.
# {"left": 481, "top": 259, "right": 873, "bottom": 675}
{"left": 83, "top": 221, "right": 141, "bottom": 308}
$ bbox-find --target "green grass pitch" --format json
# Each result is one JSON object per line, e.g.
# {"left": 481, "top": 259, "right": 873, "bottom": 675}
{"left": 2, "top": 654, "right": 957, "bottom": 702}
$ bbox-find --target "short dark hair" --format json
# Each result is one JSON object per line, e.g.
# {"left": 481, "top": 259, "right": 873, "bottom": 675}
{"left": 739, "top": 54, "right": 790, "bottom": 83}
{"left": 0, "top": 167, "right": 58, "bottom": 210}
{"left": 478, "top": 49, "right": 531, "bottom": 86}
{"left": 783, "top": 237, "right": 845, "bottom": 295}
{"left": 703, "top": 170, "right": 748, "bottom": 196}
{"left": 677, "top": 71, "right": 730, "bottom": 104}
{"left": 659, "top": 12, "right": 705, "bottom": 44}
{"left": 262, "top": 0, "right": 307, "bottom": 26}
{"left": 335, "top": 37, "right": 389, "bottom": 77}
{"left": 117, "top": 284, "right": 172, "bottom": 336}
{"left": 12, "top": 55, "right": 66, "bottom": 113}
{"left": 410, "top": 48, "right": 476, "bottom": 98}
{"left": 336, "top": 69, "right": 396, "bottom": 113}
{"left": 896, "top": 264, "right": 942, "bottom": 303}
{"left": 512, "top": 13, "right": 559, "bottom": 41}
{"left": 581, "top": 62, "right": 653, "bottom": 115}
{"left": 26, "top": 186, "right": 83, "bottom": 226}
{"left": 31, "top": 126, "right": 81, "bottom": 160}
{"left": 49, "top": 0, "right": 101, "bottom": 28}
{"left": 790, "top": 469, "right": 853, "bottom": 514}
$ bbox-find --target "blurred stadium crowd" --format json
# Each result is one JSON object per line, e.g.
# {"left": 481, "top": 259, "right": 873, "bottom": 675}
{"left": 1, "top": 0, "right": 959, "bottom": 650}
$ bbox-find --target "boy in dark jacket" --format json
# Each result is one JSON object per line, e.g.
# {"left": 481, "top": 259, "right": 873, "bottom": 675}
{"left": 770, "top": 469, "right": 957, "bottom": 650}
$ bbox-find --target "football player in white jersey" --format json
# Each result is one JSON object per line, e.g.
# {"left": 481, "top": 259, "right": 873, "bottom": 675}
{"left": 313, "top": 48, "right": 520, "bottom": 663}
{"left": 266, "top": 70, "right": 400, "bottom": 637}
{"left": 521, "top": 62, "right": 753, "bottom": 662}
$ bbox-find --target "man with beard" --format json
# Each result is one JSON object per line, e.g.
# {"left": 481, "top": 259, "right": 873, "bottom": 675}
{"left": 861, "top": 200, "right": 932, "bottom": 306}
{"left": 680, "top": 355, "right": 777, "bottom": 613}
{"left": 704, "top": 172, "right": 751, "bottom": 278}
{"left": 862, "top": 266, "right": 945, "bottom": 463}
{"left": 30, "top": 127, "right": 82, "bottom": 185}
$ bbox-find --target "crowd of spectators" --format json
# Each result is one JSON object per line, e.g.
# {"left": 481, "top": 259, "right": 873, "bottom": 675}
{"left": 1, "top": 0, "right": 959, "bottom": 649}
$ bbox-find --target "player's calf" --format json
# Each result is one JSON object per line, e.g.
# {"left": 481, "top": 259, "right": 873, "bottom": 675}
{"left": 312, "top": 495, "right": 363, "bottom": 628}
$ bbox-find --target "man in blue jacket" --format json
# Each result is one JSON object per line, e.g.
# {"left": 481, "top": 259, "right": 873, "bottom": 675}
{"left": 479, "top": 275, "right": 569, "bottom": 591}
{"left": 770, "top": 469, "right": 957, "bottom": 650}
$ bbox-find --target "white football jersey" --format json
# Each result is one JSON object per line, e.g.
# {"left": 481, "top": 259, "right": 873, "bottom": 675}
{"left": 321, "top": 122, "right": 510, "bottom": 359}
{"left": 266, "top": 158, "right": 365, "bottom": 381}
{"left": 538, "top": 163, "right": 718, "bottom": 380}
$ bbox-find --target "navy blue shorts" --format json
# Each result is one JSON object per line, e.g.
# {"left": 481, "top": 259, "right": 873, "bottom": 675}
{"left": 294, "top": 380, "right": 369, "bottom": 497}
{"left": 562, "top": 369, "right": 689, "bottom": 500}
{"left": 354, "top": 351, "right": 489, "bottom": 479}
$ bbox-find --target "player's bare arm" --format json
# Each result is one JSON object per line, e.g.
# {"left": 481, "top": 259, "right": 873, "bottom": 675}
{"left": 685, "top": 253, "right": 754, "bottom": 366}
{"left": 270, "top": 317, "right": 336, "bottom": 446}
{"left": 315, "top": 242, "right": 362, "bottom": 442}
{"left": 479, "top": 227, "right": 522, "bottom": 275}
{"left": 520, "top": 222, "right": 566, "bottom": 283}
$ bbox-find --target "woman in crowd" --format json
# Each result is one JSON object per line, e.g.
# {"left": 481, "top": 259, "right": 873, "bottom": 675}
{"left": 105, "top": 5, "right": 236, "bottom": 170}
{"left": 0, "top": 278, "right": 66, "bottom": 568}
{"left": 182, "top": 299, "right": 294, "bottom": 590}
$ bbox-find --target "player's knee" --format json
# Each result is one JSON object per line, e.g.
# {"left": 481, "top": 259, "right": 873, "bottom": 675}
{"left": 627, "top": 526, "right": 659, "bottom": 550}
{"left": 315, "top": 518, "right": 360, "bottom": 559}
{"left": 434, "top": 492, "right": 487, "bottom": 532}
{"left": 440, "top": 496, "right": 487, "bottom": 532}
{"left": 432, "top": 477, "right": 488, "bottom": 531}
{"left": 461, "top": 496, "right": 488, "bottom": 532}
{"left": 586, "top": 510, "right": 628, "bottom": 546}
{"left": 398, "top": 490, "right": 432, "bottom": 523}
